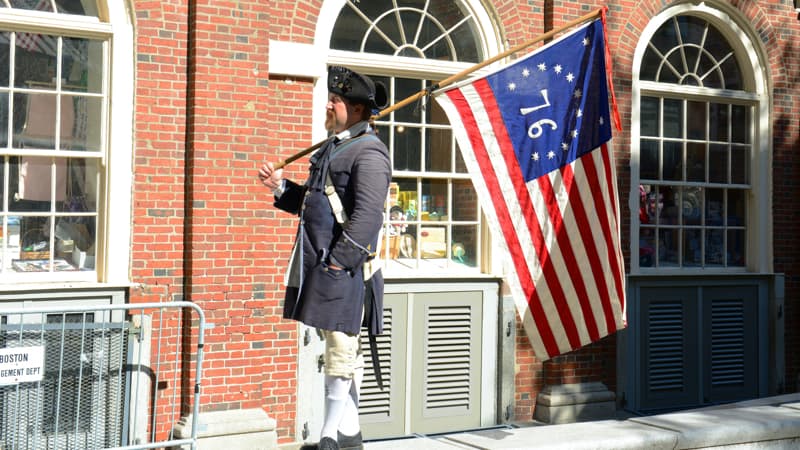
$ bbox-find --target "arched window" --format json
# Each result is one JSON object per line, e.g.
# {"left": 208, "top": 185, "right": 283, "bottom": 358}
{"left": 331, "top": 0, "right": 482, "bottom": 62}
{"left": 329, "top": 0, "right": 493, "bottom": 276}
{"left": 633, "top": 11, "right": 764, "bottom": 272}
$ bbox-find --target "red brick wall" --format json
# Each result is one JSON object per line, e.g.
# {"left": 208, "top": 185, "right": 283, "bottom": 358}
{"left": 128, "top": 0, "right": 800, "bottom": 442}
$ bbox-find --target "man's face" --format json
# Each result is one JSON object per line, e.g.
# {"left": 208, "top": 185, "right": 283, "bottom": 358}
{"left": 325, "top": 93, "right": 363, "bottom": 133}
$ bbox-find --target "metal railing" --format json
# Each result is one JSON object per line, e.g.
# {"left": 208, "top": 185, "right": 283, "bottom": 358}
{"left": 0, "top": 301, "right": 205, "bottom": 450}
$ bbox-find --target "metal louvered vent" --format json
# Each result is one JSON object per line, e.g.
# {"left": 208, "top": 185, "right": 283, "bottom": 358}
{"left": 424, "top": 305, "right": 472, "bottom": 410}
{"left": 647, "top": 301, "right": 685, "bottom": 392}
{"left": 360, "top": 307, "right": 392, "bottom": 417}
{"left": 710, "top": 299, "right": 746, "bottom": 387}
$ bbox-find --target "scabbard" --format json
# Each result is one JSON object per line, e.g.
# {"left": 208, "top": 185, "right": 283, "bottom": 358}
{"left": 363, "top": 276, "right": 385, "bottom": 390}
{"left": 369, "top": 333, "right": 384, "bottom": 390}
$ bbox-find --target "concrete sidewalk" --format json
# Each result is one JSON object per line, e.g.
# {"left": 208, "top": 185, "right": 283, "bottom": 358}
{"left": 362, "top": 393, "right": 800, "bottom": 449}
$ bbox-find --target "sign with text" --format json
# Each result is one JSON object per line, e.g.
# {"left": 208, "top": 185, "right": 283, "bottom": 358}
{"left": 0, "top": 346, "right": 45, "bottom": 385}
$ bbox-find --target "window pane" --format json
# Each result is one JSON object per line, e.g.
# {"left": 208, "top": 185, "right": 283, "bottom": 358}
{"left": 425, "top": 128, "right": 451, "bottom": 172}
{"left": 708, "top": 144, "right": 728, "bottom": 183}
{"left": 663, "top": 99, "right": 682, "bottom": 138}
{"left": 452, "top": 225, "right": 478, "bottom": 267}
{"left": 0, "top": 32, "right": 9, "bottom": 86}
{"left": 14, "top": 92, "right": 78, "bottom": 150}
{"left": 10, "top": 0, "right": 54, "bottom": 12}
{"left": 420, "top": 178, "right": 447, "bottom": 221}
{"left": 394, "top": 78, "right": 421, "bottom": 123}
{"left": 330, "top": 6, "right": 368, "bottom": 51}
{"left": 70, "top": 95, "right": 103, "bottom": 151}
{"left": 639, "top": 184, "right": 660, "bottom": 225}
{"left": 393, "top": 125, "right": 421, "bottom": 171}
{"left": 720, "top": 57, "right": 742, "bottom": 90}
{"left": 709, "top": 103, "right": 728, "bottom": 142}
{"left": 0, "top": 92, "right": 7, "bottom": 147}
{"left": 15, "top": 33, "right": 58, "bottom": 89}
{"left": 640, "top": 139, "right": 659, "bottom": 180}
{"left": 640, "top": 97, "right": 659, "bottom": 137}
{"left": 658, "top": 228, "right": 679, "bottom": 266}
{"left": 57, "top": 158, "right": 98, "bottom": 213}
{"left": 62, "top": 37, "right": 104, "bottom": 94}
{"left": 659, "top": 186, "right": 679, "bottom": 225}
{"left": 705, "top": 188, "right": 724, "bottom": 226}
{"left": 454, "top": 143, "right": 468, "bottom": 174}
{"left": 639, "top": 225, "right": 655, "bottom": 267}
{"left": 54, "top": 215, "right": 95, "bottom": 269}
{"left": 705, "top": 228, "right": 724, "bottom": 266}
{"left": 427, "top": 94, "right": 449, "bottom": 125}
{"left": 662, "top": 141, "right": 682, "bottom": 181}
{"left": 452, "top": 179, "right": 477, "bottom": 222}
{"left": 727, "top": 229, "right": 745, "bottom": 267}
{"left": 394, "top": 178, "right": 418, "bottom": 221}
{"left": 731, "top": 105, "right": 749, "bottom": 143}
{"left": 10, "top": 156, "right": 66, "bottom": 209}
{"left": 727, "top": 189, "right": 746, "bottom": 227}
{"left": 686, "top": 101, "right": 705, "bottom": 140}
{"left": 686, "top": 142, "right": 705, "bottom": 182}
{"left": 449, "top": 16, "right": 481, "bottom": 62}
{"left": 683, "top": 228, "right": 702, "bottom": 266}
{"left": 2, "top": 216, "right": 21, "bottom": 269}
{"left": 419, "top": 224, "right": 446, "bottom": 259}
{"left": 682, "top": 186, "right": 702, "bottom": 226}
{"left": 640, "top": 48, "right": 661, "bottom": 81}
{"left": 19, "top": 215, "right": 50, "bottom": 255}
{"left": 731, "top": 145, "right": 749, "bottom": 184}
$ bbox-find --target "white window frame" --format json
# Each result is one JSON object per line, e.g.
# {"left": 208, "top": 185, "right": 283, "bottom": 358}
{"left": 629, "top": 2, "right": 772, "bottom": 275}
{"left": 0, "top": 0, "right": 133, "bottom": 287}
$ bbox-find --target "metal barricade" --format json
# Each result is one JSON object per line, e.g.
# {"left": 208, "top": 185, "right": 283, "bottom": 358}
{"left": 0, "top": 301, "right": 206, "bottom": 450}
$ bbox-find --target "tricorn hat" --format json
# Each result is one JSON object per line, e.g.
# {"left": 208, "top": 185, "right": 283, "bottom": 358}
{"left": 327, "top": 66, "right": 388, "bottom": 110}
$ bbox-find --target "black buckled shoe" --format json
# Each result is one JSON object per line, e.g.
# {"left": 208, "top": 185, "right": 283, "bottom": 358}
{"left": 337, "top": 431, "right": 363, "bottom": 450}
{"left": 299, "top": 436, "right": 339, "bottom": 450}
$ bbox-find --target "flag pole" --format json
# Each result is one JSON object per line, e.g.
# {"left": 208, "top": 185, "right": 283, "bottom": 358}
{"left": 274, "top": 7, "right": 604, "bottom": 169}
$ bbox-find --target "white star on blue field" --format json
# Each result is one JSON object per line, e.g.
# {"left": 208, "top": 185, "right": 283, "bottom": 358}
{"left": 485, "top": 20, "right": 612, "bottom": 182}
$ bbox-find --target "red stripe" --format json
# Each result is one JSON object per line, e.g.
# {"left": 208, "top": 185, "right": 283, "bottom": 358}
{"left": 473, "top": 79, "right": 582, "bottom": 352}
{"left": 582, "top": 144, "right": 625, "bottom": 315}
{"left": 447, "top": 85, "right": 561, "bottom": 357}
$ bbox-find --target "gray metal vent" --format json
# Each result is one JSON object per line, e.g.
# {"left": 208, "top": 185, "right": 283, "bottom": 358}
{"left": 424, "top": 305, "right": 471, "bottom": 410}
{"left": 646, "top": 301, "right": 685, "bottom": 392}
{"left": 709, "top": 299, "right": 746, "bottom": 387}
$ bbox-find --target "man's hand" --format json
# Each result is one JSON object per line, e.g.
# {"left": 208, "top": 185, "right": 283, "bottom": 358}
{"left": 258, "top": 162, "right": 283, "bottom": 190}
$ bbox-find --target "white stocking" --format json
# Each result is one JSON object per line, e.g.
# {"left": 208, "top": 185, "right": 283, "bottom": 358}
{"left": 321, "top": 375, "right": 352, "bottom": 440}
{"left": 338, "top": 365, "right": 363, "bottom": 436}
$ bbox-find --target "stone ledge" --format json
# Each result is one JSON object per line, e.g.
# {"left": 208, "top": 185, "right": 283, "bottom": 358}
{"left": 534, "top": 382, "right": 616, "bottom": 424}
{"left": 172, "top": 408, "right": 277, "bottom": 450}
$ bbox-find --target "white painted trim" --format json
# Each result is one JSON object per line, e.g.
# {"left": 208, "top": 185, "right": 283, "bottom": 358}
{"left": 267, "top": 40, "right": 326, "bottom": 78}
{"left": 0, "top": 9, "right": 109, "bottom": 36}
{"left": 103, "top": 0, "right": 134, "bottom": 285}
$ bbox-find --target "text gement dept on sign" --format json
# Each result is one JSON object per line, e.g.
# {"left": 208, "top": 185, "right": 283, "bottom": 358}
{"left": 0, "top": 346, "right": 45, "bottom": 385}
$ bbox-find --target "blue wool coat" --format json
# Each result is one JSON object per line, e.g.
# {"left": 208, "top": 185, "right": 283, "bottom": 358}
{"left": 274, "top": 123, "right": 390, "bottom": 336}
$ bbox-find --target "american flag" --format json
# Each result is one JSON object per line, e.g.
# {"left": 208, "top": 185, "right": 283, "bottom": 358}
{"left": 434, "top": 18, "right": 625, "bottom": 360}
